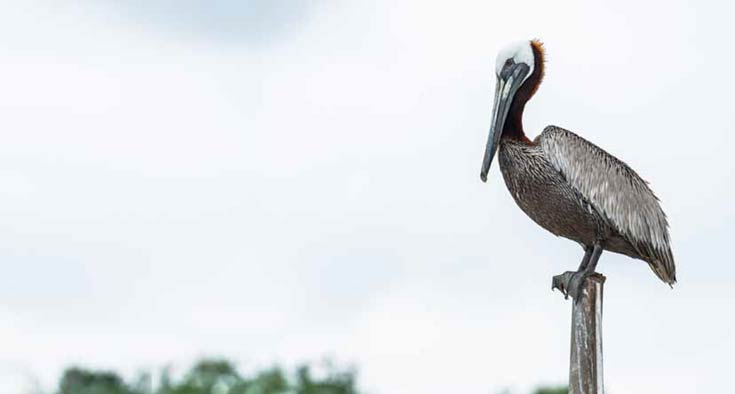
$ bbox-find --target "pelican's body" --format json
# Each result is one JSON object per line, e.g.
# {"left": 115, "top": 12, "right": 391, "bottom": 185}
{"left": 482, "top": 41, "right": 675, "bottom": 295}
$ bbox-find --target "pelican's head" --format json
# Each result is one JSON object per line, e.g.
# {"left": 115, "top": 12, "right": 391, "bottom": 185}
{"left": 481, "top": 40, "right": 544, "bottom": 182}
{"left": 494, "top": 40, "right": 536, "bottom": 86}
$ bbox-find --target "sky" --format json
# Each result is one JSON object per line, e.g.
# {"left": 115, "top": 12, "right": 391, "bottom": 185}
{"left": 0, "top": 0, "right": 733, "bottom": 393}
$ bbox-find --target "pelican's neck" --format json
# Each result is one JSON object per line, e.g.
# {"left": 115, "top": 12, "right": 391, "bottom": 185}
{"left": 502, "top": 40, "right": 545, "bottom": 144}
{"left": 502, "top": 99, "right": 528, "bottom": 141}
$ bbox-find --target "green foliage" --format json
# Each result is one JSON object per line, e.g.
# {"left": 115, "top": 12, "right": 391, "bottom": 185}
{"left": 55, "top": 358, "right": 566, "bottom": 394}
{"left": 160, "top": 359, "right": 245, "bottom": 394}
{"left": 294, "top": 365, "right": 357, "bottom": 394}
{"left": 56, "top": 359, "right": 358, "bottom": 394}
{"left": 59, "top": 367, "right": 140, "bottom": 394}
{"left": 532, "top": 386, "right": 568, "bottom": 394}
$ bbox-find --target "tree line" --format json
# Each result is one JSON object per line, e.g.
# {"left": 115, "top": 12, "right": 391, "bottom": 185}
{"left": 50, "top": 358, "right": 566, "bottom": 394}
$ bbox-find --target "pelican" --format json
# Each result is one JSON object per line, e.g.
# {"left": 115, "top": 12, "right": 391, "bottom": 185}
{"left": 481, "top": 40, "right": 676, "bottom": 299}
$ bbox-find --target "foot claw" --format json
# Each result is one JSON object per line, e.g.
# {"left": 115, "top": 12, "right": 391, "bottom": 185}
{"left": 552, "top": 271, "right": 575, "bottom": 300}
{"left": 552, "top": 270, "right": 592, "bottom": 302}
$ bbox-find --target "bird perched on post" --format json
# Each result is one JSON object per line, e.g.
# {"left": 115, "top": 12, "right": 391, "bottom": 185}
{"left": 480, "top": 40, "right": 676, "bottom": 299}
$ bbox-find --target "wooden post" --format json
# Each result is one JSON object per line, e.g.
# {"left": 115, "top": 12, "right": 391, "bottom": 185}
{"left": 568, "top": 273, "right": 605, "bottom": 394}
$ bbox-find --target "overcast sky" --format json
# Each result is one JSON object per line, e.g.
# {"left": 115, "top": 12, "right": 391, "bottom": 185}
{"left": 0, "top": 1, "right": 733, "bottom": 393}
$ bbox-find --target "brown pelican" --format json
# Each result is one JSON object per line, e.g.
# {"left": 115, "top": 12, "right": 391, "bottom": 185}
{"left": 481, "top": 40, "right": 676, "bottom": 299}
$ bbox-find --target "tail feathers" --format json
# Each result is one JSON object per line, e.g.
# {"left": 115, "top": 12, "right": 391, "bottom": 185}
{"left": 647, "top": 248, "right": 676, "bottom": 286}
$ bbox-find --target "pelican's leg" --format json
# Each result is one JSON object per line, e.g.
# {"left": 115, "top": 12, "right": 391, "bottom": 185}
{"left": 552, "top": 243, "right": 603, "bottom": 301}
{"left": 584, "top": 243, "right": 603, "bottom": 272}
{"left": 577, "top": 245, "right": 594, "bottom": 271}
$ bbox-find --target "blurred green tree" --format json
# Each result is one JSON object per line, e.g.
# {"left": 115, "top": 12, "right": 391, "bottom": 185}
{"left": 294, "top": 364, "right": 357, "bottom": 394}
{"left": 532, "top": 386, "right": 568, "bottom": 394}
{"left": 160, "top": 359, "right": 244, "bottom": 394}
{"left": 58, "top": 367, "right": 139, "bottom": 394}
{"left": 57, "top": 359, "right": 357, "bottom": 394}
{"left": 55, "top": 359, "right": 565, "bottom": 394}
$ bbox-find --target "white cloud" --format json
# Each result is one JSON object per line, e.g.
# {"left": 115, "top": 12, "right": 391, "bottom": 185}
{"left": 0, "top": 1, "right": 733, "bottom": 393}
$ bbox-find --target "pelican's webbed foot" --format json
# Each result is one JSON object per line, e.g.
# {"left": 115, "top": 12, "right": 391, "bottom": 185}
{"left": 552, "top": 270, "right": 592, "bottom": 302}
{"left": 553, "top": 243, "right": 604, "bottom": 302}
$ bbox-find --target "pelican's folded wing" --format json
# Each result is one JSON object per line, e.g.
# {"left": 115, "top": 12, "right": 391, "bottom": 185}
{"left": 539, "top": 125, "right": 676, "bottom": 284}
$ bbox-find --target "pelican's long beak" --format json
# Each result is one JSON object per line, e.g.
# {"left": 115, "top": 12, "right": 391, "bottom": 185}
{"left": 480, "top": 63, "right": 529, "bottom": 182}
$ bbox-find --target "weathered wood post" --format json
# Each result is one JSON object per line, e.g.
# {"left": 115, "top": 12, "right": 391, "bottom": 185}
{"left": 568, "top": 274, "right": 605, "bottom": 394}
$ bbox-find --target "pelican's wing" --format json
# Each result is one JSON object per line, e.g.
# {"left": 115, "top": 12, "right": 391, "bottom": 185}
{"left": 539, "top": 125, "right": 676, "bottom": 284}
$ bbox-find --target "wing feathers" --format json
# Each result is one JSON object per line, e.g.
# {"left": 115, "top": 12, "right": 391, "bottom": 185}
{"left": 539, "top": 126, "right": 676, "bottom": 284}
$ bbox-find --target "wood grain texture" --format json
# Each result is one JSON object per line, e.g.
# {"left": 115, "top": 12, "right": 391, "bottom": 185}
{"left": 569, "top": 274, "right": 605, "bottom": 394}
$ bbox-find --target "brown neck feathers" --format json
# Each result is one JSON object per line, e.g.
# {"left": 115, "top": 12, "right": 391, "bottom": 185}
{"left": 503, "top": 40, "right": 545, "bottom": 142}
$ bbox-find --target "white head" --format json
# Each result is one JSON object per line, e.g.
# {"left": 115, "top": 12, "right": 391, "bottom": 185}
{"left": 494, "top": 40, "right": 536, "bottom": 83}
{"left": 481, "top": 40, "right": 544, "bottom": 182}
